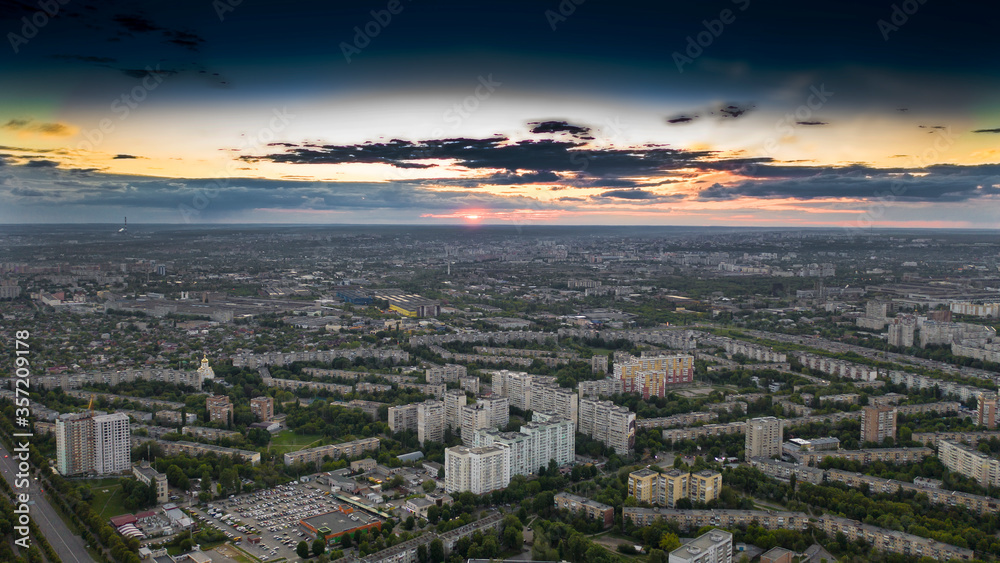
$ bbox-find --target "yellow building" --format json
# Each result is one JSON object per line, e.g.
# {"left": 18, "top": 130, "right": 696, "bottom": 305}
{"left": 627, "top": 467, "right": 722, "bottom": 507}
{"left": 689, "top": 470, "right": 722, "bottom": 504}
{"left": 628, "top": 468, "right": 659, "bottom": 503}
{"left": 659, "top": 469, "right": 690, "bottom": 508}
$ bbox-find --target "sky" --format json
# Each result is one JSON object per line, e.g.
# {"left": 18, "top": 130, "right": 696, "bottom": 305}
{"left": 2, "top": 0, "right": 1000, "bottom": 227}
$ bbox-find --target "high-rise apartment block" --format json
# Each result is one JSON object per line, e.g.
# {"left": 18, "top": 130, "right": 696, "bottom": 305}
{"left": 56, "top": 411, "right": 130, "bottom": 476}
{"left": 250, "top": 396, "right": 274, "bottom": 421}
{"left": 978, "top": 393, "right": 998, "bottom": 429}
{"left": 668, "top": 530, "right": 733, "bottom": 563}
{"left": 745, "top": 417, "right": 783, "bottom": 459}
{"left": 388, "top": 403, "right": 419, "bottom": 434}
{"left": 578, "top": 398, "right": 635, "bottom": 455}
{"left": 474, "top": 412, "right": 574, "bottom": 476}
{"left": 417, "top": 400, "right": 445, "bottom": 445}
{"left": 614, "top": 354, "right": 695, "bottom": 398}
{"left": 460, "top": 397, "right": 509, "bottom": 445}
{"left": 444, "top": 389, "right": 467, "bottom": 431}
{"left": 206, "top": 395, "right": 233, "bottom": 425}
{"left": 444, "top": 445, "right": 510, "bottom": 494}
{"left": 939, "top": 440, "right": 1000, "bottom": 488}
{"left": 861, "top": 406, "right": 897, "bottom": 444}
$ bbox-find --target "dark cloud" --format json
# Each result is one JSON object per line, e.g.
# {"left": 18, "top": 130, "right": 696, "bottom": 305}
{"left": 972, "top": 128, "right": 1000, "bottom": 133}
{"left": 113, "top": 14, "right": 161, "bottom": 33}
{"left": 113, "top": 154, "right": 140, "bottom": 159}
{"left": 718, "top": 104, "right": 754, "bottom": 119}
{"left": 528, "top": 121, "right": 591, "bottom": 137}
{"left": 697, "top": 169, "right": 1000, "bottom": 202}
{"left": 2, "top": 119, "right": 75, "bottom": 137}
{"left": 796, "top": 121, "right": 828, "bottom": 126}
{"left": 52, "top": 54, "right": 117, "bottom": 63}
{"left": 23, "top": 159, "right": 59, "bottom": 168}
{"left": 119, "top": 67, "right": 179, "bottom": 79}
{"left": 666, "top": 115, "right": 697, "bottom": 124}
{"left": 162, "top": 29, "right": 205, "bottom": 51}
{"left": 242, "top": 136, "right": 715, "bottom": 181}
{"left": 594, "top": 189, "right": 664, "bottom": 200}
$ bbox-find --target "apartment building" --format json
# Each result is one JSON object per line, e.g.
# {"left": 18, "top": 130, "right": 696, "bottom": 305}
{"left": 861, "top": 405, "right": 897, "bottom": 444}
{"left": 206, "top": 395, "right": 233, "bottom": 425}
{"left": 577, "top": 377, "right": 623, "bottom": 398}
{"left": 444, "top": 389, "right": 467, "bottom": 431}
{"left": 627, "top": 468, "right": 721, "bottom": 507}
{"left": 474, "top": 413, "right": 574, "bottom": 476}
{"left": 938, "top": 440, "right": 1000, "bottom": 488}
{"left": 444, "top": 445, "right": 510, "bottom": 494}
{"left": 133, "top": 461, "right": 169, "bottom": 504}
{"left": 796, "top": 447, "right": 933, "bottom": 466}
{"left": 623, "top": 507, "right": 810, "bottom": 532}
{"left": 250, "top": 396, "right": 274, "bottom": 421}
{"left": 460, "top": 397, "right": 510, "bottom": 446}
{"left": 56, "top": 411, "right": 131, "bottom": 476}
{"left": 978, "top": 393, "right": 998, "bottom": 429}
{"left": 662, "top": 422, "right": 746, "bottom": 443}
{"left": 132, "top": 437, "right": 261, "bottom": 465}
{"left": 388, "top": 404, "right": 419, "bottom": 434}
{"left": 668, "top": 530, "right": 732, "bottom": 563}
{"left": 416, "top": 400, "right": 445, "bottom": 445}
{"left": 553, "top": 492, "right": 614, "bottom": 528}
{"left": 531, "top": 383, "right": 578, "bottom": 426}
{"left": 614, "top": 353, "right": 694, "bottom": 398}
{"left": 578, "top": 398, "right": 635, "bottom": 455}
{"left": 282, "top": 437, "right": 380, "bottom": 467}
{"left": 745, "top": 417, "right": 783, "bottom": 460}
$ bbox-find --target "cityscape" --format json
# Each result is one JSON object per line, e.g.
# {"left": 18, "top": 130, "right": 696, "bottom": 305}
{"left": 3, "top": 2, "right": 1000, "bottom": 563}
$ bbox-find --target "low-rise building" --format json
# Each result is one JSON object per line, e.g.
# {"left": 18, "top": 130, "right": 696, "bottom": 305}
{"left": 553, "top": 492, "right": 614, "bottom": 528}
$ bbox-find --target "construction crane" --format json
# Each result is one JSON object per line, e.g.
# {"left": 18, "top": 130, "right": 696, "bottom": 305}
{"left": 88, "top": 394, "right": 95, "bottom": 414}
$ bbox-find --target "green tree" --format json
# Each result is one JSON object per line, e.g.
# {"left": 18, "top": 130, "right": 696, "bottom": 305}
{"left": 429, "top": 538, "right": 444, "bottom": 563}
{"left": 297, "top": 541, "right": 310, "bottom": 559}
{"left": 340, "top": 534, "right": 352, "bottom": 548}
{"left": 659, "top": 533, "right": 680, "bottom": 552}
{"left": 313, "top": 538, "right": 327, "bottom": 557}
{"left": 422, "top": 479, "right": 436, "bottom": 493}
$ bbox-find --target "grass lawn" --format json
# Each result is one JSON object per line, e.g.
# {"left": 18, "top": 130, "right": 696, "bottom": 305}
{"left": 268, "top": 431, "right": 326, "bottom": 454}
{"left": 83, "top": 478, "right": 129, "bottom": 519}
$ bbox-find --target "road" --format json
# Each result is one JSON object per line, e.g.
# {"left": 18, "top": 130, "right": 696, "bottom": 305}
{"left": 0, "top": 442, "right": 96, "bottom": 563}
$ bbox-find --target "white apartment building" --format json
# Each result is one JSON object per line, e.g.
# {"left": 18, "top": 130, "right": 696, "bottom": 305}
{"left": 417, "top": 400, "right": 445, "bottom": 445}
{"left": 668, "top": 530, "right": 732, "bottom": 563}
{"left": 444, "top": 445, "right": 510, "bottom": 494}
{"left": 578, "top": 398, "right": 635, "bottom": 455}
{"left": 474, "top": 413, "right": 574, "bottom": 476}
{"left": 57, "top": 411, "right": 131, "bottom": 476}
{"left": 444, "top": 389, "right": 467, "bottom": 431}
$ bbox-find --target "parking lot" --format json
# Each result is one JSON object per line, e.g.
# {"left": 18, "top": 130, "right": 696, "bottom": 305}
{"left": 189, "top": 482, "right": 350, "bottom": 561}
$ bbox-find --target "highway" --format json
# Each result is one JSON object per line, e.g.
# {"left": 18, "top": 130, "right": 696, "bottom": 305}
{"left": 0, "top": 442, "right": 95, "bottom": 563}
